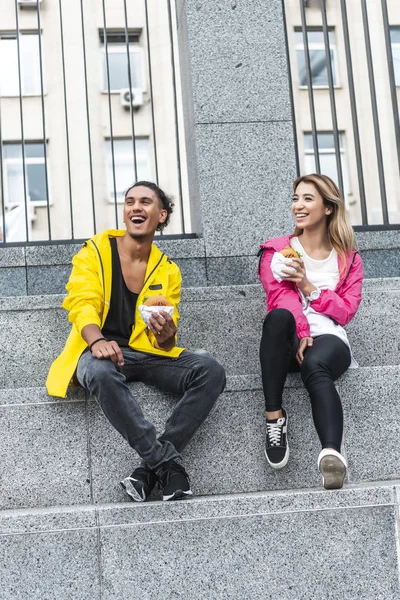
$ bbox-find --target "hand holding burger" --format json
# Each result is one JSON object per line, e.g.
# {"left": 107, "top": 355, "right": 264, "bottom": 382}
{"left": 279, "top": 247, "right": 314, "bottom": 294}
{"left": 141, "top": 295, "right": 176, "bottom": 351}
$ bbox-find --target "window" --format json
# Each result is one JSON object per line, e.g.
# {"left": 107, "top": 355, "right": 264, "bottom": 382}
{"left": 100, "top": 31, "right": 144, "bottom": 92}
{"left": 3, "top": 142, "right": 48, "bottom": 206}
{"left": 390, "top": 27, "right": 400, "bottom": 86}
{"left": 303, "top": 133, "right": 350, "bottom": 197}
{"left": 106, "top": 139, "right": 151, "bottom": 202}
{"left": 0, "top": 33, "right": 41, "bottom": 96}
{"left": 295, "top": 30, "right": 338, "bottom": 88}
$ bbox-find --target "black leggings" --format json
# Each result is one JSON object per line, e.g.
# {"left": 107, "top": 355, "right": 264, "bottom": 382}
{"left": 259, "top": 308, "right": 351, "bottom": 452}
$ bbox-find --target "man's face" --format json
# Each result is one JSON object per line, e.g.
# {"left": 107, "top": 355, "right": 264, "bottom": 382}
{"left": 123, "top": 186, "right": 167, "bottom": 239}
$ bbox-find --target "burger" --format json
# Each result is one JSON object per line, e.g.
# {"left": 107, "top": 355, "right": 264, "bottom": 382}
{"left": 139, "top": 294, "right": 174, "bottom": 325}
{"left": 280, "top": 246, "right": 301, "bottom": 259}
{"left": 143, "top": 295, "right": 170, "bottom": 307}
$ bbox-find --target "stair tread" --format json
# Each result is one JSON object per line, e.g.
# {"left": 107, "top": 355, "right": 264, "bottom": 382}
{"left": 0, "top": 479, "right": 398, "bottom": 535}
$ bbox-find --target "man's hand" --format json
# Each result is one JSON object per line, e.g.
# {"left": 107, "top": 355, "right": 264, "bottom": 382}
{"left": 148, "top": 311, "right": 177, "bottom": 351}
{"left": 296, "top": 336, "right": 313, "bottom": 365}
{"left": 90, "top": 339, "right": 124, "bottom": 366}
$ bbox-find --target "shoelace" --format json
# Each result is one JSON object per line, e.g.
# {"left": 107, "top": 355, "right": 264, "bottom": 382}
{"left": 266, "top": 417, "right": 285, "bottom": 446}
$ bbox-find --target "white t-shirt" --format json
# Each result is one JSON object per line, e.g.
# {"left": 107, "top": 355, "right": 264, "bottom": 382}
{"left": 290, "top": 237, "right": 357, "bottom": 368}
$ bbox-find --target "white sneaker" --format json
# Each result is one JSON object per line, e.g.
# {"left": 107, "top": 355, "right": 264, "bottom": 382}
{"left": 318, "top": 449, "right": 347, "bottom": 490}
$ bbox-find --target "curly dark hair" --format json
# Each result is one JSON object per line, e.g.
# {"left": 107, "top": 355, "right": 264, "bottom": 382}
{"left": 125, "top": 181, "right": 174, "bottom": 232}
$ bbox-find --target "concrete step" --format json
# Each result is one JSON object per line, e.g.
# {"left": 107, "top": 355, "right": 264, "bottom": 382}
{"left": 0, "top": 232, "right": 399, "bottom": 297}
{"left": 0, "top": 278, "right": 399, "bottom": 389}
{"left": 0, "top": 482, "right": 399, "bottom": 599}
{"left": 0, "top": 366, "right": 398, "bottom": 511}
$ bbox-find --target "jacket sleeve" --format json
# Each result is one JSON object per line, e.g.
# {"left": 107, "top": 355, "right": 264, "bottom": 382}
{"left": 147, "top": 261, "right": 182, "bottom": 349}
{"left": 62, "top": 244, "right": 104, "bottom": 335}
{"left": 309, "top": 253, "right": 363, "bottom": 326}
{"left": 259, "top": 248, "right": 310, "bottom": 339}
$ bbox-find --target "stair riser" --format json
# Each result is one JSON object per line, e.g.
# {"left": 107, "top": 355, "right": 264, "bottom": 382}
{"left": 0, "top": 488, "right": 399, "bottom": 599}
{"left": 0, "top": 367, "right": 398, "bottom": 510}
{"left": 0, "top": 289, "right": 398, "bottom": 388}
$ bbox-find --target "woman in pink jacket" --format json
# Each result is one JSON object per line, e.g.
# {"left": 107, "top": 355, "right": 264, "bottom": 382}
{"left": 258, "top": 174, "right": 363, "bottom": 489}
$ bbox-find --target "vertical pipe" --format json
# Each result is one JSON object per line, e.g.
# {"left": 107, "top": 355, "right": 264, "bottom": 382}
{"left": 101, "top": 1, "right": 119, "bottom": 228}
{"left": 14, "top": 0, "right": 29, "bottom": 242}
{"left": 281, "top": 0, "right": 300, "bottom": 177}
{"left": 339, "top": 0, "right": 368, "bottom": 224}
{"left": 319, "top": 0, "right": 344, "bottom": 193}
{"left": 167, "top": 0, "right": 185, "bottom": 233}
{"left": 381, "top": 0, "right": 400, "bottom": 183}
{"left": 361, "top": 0, "right": 389, "bottom": 224}
{"left": 144, "top": 0, "right": 159, "bottom": 184}
{"left": 79, "top": 0, "right": 97, "bottom": 233}
{"left": 299, "top": 0, "right": 320, "bottom": 173}
{"left": 123, "top": 0, "right": 138, "bottom": 181}
{"left": 58, "top": 0, "right": 74, "bottom": 238}
{"left": 36, "top": 0, "right": 51, "bottom": 240}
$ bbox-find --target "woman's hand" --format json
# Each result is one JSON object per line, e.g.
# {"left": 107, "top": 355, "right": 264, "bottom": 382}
{"left": 296, "top": 336, "right": 313, "bottom": 365}
{"left": 282, "top": 258, "right": 315, "bottom": 296}
{"left": 149, "top": 311, "right": 177, "bottom": 351}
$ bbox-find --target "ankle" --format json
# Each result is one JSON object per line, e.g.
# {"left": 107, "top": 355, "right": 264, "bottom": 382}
{"left": 266, "top": 409, "right": 283, "bottom": 421}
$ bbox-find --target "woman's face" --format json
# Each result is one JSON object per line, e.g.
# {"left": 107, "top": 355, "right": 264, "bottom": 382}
{"left": 291, "top": 181, "right": 331, "bottom": 230}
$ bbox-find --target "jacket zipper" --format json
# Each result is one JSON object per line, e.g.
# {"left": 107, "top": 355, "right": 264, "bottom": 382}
{"left": 142, "top": 253, "right": 165, "bottom": 291}
{"left": 335, "top": 251, "right": 358, "bottom": 294}
{"left": 90, "top": 240, "right": 105, "bottom": 299}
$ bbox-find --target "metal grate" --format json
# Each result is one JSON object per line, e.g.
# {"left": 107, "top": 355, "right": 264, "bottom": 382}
{"left": 282, "top": 0, "right": 400, "bottom": 229}
{"left": 0, "top": 0, "right": 189, "bottom": 244}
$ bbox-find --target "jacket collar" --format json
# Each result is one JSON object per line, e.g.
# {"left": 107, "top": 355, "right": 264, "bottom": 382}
{"left": 260, "top": 233, "right": 357, "bottom": 287}
{"left": 89, "top": 229, "right": 166, "bottom": 299}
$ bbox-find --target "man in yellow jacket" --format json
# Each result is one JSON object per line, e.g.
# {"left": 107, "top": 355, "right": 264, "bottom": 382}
{"left": 46, "top": 181, "right": 226, "bottom": 502}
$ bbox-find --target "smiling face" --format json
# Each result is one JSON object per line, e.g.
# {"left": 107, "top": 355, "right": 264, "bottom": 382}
{"left": 123, "top": 185, "right": 167, "bottom": 240}
{"left": 291, "top": 181, "right": 332, "bottom": 231}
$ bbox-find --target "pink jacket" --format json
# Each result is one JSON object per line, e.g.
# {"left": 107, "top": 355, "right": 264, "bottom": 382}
{"left": 258, "top": 235, "right": 364, "bottom": 339}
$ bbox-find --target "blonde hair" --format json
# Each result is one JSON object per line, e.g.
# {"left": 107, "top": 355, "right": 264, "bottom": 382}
{"left": 293, "top": 174, "right": 357, "bottom": 265}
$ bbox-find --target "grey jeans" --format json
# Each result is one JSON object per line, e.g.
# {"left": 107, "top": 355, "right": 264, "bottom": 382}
{"left": 77, "top": 348, "right": 226, "bottom": 469}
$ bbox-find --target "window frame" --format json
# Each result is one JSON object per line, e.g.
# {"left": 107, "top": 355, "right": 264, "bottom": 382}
{"left": 105, "top": 137, "right": 151, "bottom": 204}
{"left": 303, "top": 132, "right": 351, "bottom": 198}
{"left": 295, "top": 29, "right": 340, "bottom": 90}
{"left": 101, "top": 43, "right": 146, "bottom": 94}
{"left": 0, "top": 31, "right": 44, "bottom": 97}
{"left": 3, "top": 141, "right": 50, "bottom": 207}
{"left": 389, "top": 26, "right": 400, "bottom": 87}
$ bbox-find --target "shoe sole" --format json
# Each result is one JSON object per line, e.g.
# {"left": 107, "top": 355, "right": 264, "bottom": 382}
{"left": 120, "top": 478, "right": 146, "bottom": 502}
{"left": 264, "top": 445, "right": 290, "bottom": 470}
{"left": 163, "top": 489, "right": 193, "bottom": 502}
{"left": 319, "top": 455, "right": 346, "bottom": 490}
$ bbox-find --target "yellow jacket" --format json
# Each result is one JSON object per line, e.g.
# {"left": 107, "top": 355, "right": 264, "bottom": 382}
{"left": 46, "top": 229, "right": 185, "bottom": 398}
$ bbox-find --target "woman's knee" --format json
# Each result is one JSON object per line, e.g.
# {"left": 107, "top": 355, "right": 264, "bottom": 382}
{"left": 300, "top": 353, "right": 330, "bottom": 384}
{"left": 263, "top": 308, "right": 295, "bottom": 334}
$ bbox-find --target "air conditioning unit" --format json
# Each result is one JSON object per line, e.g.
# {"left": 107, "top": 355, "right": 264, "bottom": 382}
{"left": 18, "top": 0, "right": 43, "bottom": 7}
{"left": 120, "top": 88, "right": 144, "bottom": 109}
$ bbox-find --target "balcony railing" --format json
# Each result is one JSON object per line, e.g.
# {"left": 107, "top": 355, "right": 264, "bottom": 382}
{"left": 0, "top": 0, "right": 190, "bottom": 244}
{"left": 282, "top": 0, "right": 400, "bottom": 229}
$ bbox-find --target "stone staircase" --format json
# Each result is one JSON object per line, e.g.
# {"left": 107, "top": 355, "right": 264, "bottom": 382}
{"left": 0, "top": 278, "right": 399, "bottom": 598}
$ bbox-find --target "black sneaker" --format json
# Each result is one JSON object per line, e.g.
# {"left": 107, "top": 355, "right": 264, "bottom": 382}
{"left": 120, "top": 465, "right": 158, "bottom": 502}
{"left": 265, "top": 408, "right": 289, "bottom": 469}
{"left": 157, "top": 460, "right": 193, "bottom": 502}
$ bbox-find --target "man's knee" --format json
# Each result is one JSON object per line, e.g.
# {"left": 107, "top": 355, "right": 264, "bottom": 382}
{"left": 78, "top": 353, "right": 118, "bottom": 390}
{"left": 195, "top": 354, "right": 226, "bottom": 392}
